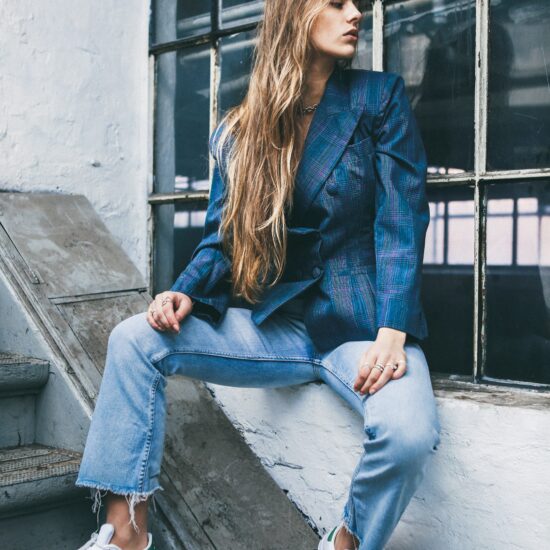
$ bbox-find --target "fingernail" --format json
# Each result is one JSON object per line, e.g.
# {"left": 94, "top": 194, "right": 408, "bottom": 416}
{"left": 369, "top": 388, "right": 376, "bottom": 394}
{"left": 173, "top": 325, "right": 178, "bottom": 331}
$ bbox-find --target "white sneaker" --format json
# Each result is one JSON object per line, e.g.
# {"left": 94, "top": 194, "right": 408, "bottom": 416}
{"left": 318, "top": 519, "right": 356, "bottom": 550}
{"left": 78, "top": 523, "right": 154, "bottom": 550}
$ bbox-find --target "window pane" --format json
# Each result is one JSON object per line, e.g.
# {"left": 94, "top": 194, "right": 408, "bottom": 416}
{"left": 485, "top": 180, "right": 550, "bottom": 384}
{"left": 423, "top": 184, "right": 476, "bottom": 376}
{"left": 352, "top": 2, "right": 373, "bottom": 70}
{"left": 155, "top": 45, "right": 211, "bottom": 195}
{"left": 219, "top": 30, "right": 256, "bottom": 116}
{"left": 487, "top": 0, "right": 550, "bottom": 170}
{"left": 152, "top": 0, "right": 210, "bottom": 43}
{"left": 222, "top": 0, "right": 264, "bottom": 27}
{"left": 385, "top": 0, "right": 476, "bottom": 174}
{"left": 154, "top": 46, "right": 210, "bottom": 294}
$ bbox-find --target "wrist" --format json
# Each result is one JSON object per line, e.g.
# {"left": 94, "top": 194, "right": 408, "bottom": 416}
{"left": 377, "top": 326, "right": 407, "bottom": 343}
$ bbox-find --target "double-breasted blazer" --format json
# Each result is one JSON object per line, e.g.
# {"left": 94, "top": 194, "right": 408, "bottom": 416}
{"left": 171, "top": 66, "right": 430, "bottom": 352}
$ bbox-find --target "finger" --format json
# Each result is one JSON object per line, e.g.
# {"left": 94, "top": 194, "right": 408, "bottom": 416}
{"left": 161, "top": 295, "right": 179, "bottom": 332}
{"left": 391, "top": 359, "right": 407, "bottom": 380}
{"left": 359, "top": 362, "right": 383, "bottom": 394}
{"left": 147, "top": 308, "right": 164, "bottom": 331}
{"left": 174, "top": 294, "right": 190, "bottom": 322}
{"left": 369, "top": 363, "right": 395, "bottom": 394}
{"left": 354, "top": 353, "right": 375, "bottom": 390}
{"left": 154, "top": 295, "right": 171, "bottom": 330}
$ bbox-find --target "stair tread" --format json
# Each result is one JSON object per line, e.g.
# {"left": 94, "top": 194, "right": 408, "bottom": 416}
{"left": 0, "top": 352, "right": 49, "bottom": 394}
{"left": 0, "top": 353, "right": 49, "bottom": 367}
{"left": 0, "top": 444, "right": 81, "bottom": 487}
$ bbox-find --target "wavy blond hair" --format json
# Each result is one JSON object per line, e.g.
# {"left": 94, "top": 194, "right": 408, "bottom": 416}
{"left": 212, "top": 0, "right": 357, "bottom": 303}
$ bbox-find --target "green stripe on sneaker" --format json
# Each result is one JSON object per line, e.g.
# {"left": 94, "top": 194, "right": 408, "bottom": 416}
{"left": 327, "top": 526, "right": 338, "bottom": 542}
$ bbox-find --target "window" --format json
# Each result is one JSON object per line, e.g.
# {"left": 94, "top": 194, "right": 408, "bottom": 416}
{"left": 149, "top": 0, "right": 550, "bottom": 389}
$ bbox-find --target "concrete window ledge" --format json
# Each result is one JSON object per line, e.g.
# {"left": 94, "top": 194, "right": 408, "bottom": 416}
{"left": 206, "top": 375, "right": 550, "bottom": 549}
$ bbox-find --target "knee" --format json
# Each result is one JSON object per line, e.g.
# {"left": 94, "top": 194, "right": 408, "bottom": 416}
{"left": 374, "top": 420, "right": 440, "bottom": 475}
{"left": 107, "top": 313, "right": 149, "bottom": 352}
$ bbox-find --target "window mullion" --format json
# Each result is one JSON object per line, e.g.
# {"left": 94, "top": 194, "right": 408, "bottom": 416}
{"left": 372, "top": 0, "right": 383, "bottom": 71}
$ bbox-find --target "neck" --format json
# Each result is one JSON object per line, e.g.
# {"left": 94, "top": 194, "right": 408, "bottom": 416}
{"left": 302, "top": 57, "right": 337, "bottom": 106}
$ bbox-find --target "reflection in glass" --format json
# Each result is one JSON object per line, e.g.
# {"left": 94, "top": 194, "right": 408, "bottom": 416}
{"left": 487, "top": 0, "right": 550, "bottom": 170}
{"left": 351, "top": 3, "right": 373, "bottom": 70}
{"left": 385, "top": 0, "right": 476, "bottom": 174}
{"left": 152, "top": 0, "right": 210, "bottom": 43}
{"left": 222, "top": 0, "right": 264, "bottom": 27}
{"left": 219, "top": 31, "right": 257, "bottom": 116}
{"left": 423, "top": 185, "right": 476, "bottom": 376}
{"left": 155, "top": 45, "right": 210, "bottom": 195}
{"left": 154, "top": 46, "right": 210, "bottom": 293}
{"left": 485, "top": 180, "right": 550, "bottom": 384}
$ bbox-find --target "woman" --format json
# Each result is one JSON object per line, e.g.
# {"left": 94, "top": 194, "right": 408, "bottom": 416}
{"left": 77, "top": 1, "right": 441, "bottom": 549}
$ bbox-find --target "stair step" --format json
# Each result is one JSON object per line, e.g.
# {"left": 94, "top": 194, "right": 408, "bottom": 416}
{"left": 0, "top": 444, "right": 84, "bottom": 517}
{"left": 0, "top": 353, "right": 49, "bottom": 396}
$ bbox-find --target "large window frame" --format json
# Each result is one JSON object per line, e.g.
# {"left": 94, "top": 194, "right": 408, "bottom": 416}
{"left": 149, "top": 0, "right": 550, "bottom": 394}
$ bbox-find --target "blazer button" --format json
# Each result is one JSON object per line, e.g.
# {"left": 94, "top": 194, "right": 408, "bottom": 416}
{"left": 326, "top": 183, "right": 338, "bottom": 196}
{"left": 312, "top": 266, "right": 322, "bottom": 278}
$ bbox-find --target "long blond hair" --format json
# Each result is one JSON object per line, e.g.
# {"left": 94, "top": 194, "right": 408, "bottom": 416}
{"left": 212, "top": 0, "right": 355, "bottom": 303}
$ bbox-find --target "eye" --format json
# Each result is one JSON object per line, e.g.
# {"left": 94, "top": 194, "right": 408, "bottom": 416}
{"left": 330, "top": 1, "right": 344, "bottom": 8}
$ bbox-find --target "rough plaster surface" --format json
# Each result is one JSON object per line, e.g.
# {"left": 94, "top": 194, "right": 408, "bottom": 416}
{"left": 0, "top": 1, "right": 150, "bottom": 278}
{"left": 207, "top": 381, "right": 550, "bottom": 550}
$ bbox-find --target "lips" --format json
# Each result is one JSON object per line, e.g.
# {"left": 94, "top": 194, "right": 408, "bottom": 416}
{"left": 344, "top": 29, "right": 359, "bottom": 38}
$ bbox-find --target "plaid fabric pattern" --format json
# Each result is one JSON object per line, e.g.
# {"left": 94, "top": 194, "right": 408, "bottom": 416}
{"left": 171, "top": 66, "right": 430, "bottom": 352}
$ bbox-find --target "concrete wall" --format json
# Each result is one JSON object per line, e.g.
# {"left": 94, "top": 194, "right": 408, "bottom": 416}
{"left": 0, "top": 1, "right": 151, "bottom": 279}
{"left": 208, "top": 381, "right": 550, "bottom": 550}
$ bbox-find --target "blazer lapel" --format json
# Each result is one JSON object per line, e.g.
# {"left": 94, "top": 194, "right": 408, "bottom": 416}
{"left": 293, "top": 66, "right": 364, "bottom": 217}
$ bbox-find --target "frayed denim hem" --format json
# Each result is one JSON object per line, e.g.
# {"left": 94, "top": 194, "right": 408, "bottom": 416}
{"left": 76, "top": 480, "right": 164, "bottom": 534}
{"left": 341, "top": 501, "right": 361, "bottom": 549}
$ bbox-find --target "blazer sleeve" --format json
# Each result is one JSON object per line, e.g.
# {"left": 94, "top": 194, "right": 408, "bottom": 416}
{"left": 372, "top": 73, "right": 430, "bottom": 338}
{"left": 170, "top": 127, "right": 232, "bottom": 325}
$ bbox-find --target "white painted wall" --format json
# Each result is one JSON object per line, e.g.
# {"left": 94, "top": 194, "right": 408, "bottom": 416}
{"left": 208, "top": 381, "right": 550, "bottom": 550}
{"left": 0, "top": 1, "right": 151, "bottom": 278}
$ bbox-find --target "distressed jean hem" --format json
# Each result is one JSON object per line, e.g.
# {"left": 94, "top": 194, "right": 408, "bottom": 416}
{"left": 341, "top": 500, "right": 361, "bottom": 548}
{"left": 76, "top": 479, "right": 164, "bottom": 533}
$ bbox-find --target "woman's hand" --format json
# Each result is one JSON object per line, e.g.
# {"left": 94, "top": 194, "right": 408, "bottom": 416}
{"left": 147, "top": 291, "right": 194, "bottom": 332}
{"left": 353, "top": 327, "right": 408, "bottom": 395}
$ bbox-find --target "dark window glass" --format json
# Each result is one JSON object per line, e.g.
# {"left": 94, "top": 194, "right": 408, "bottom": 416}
{"left": 219, "top": 30, "right": 256, "bottom": 116}
{"left": 222, "top": 0, "right": 264, "bottom": 27}
{"left": 423, "top": 184, "right": 476, "bottom": 376}
{"left": 155, "top": 45, "right": 211, "bottom": 195}
{"left": 352, "top": 2, "right": 373, "bottom": 70}
{"left": 385, "top": 0, "right": 476, "bottom": 174}
{"left": 484, "top": 180, "right": 550, "bottom": 384}
{"left": 487, "top": 0, "right": 550, "bottom": 171}
{"left": 153, "top": 46, "right": 210, "bottom": 294}
{"left": 152, "top": 0, "right": 210, "bottom": 43}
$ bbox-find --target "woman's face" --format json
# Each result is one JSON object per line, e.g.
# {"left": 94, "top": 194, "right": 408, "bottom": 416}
{"left": 310, "top": 1, "right": 363, "bottom": 61}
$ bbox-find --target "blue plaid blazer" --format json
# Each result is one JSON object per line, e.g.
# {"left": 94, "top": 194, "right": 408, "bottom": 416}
{"left": 171, "top": 66, "right": 430, "bottom": 352}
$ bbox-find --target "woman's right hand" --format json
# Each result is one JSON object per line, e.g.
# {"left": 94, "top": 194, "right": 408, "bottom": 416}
{"left": 147, "top": 291, "right": 194, "bottom": 333}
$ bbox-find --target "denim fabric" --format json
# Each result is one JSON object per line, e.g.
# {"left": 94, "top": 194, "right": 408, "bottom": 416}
{"left": 76, "top": 297, "right": 441, "bottom": 550}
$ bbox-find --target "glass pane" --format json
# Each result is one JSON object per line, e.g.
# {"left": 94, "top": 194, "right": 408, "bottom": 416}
{"left": 487, "top": 0, "right": 550, "bottom": 171}
{"left": 219, "top": 30, "right": 256, "bottom": 116}
{"left": 352, "top": 2, "right": 373, "bottom": 70}
{"left": 385, "top": 0, "right": 476, "bottom": 174}
{"left": 485, "top": 180, "right": 550, "bottom": 384}
{"left": 222, "top": 0, "right": 264, "bottom": 27}
{"left": 152, "top": 0, "right": 210, "bottom": 44}
{"left": 155, "top": 45, "right": 211, "bottom": 195}
{"left": 423, "top": 184, "right": 476, "bottom": 376}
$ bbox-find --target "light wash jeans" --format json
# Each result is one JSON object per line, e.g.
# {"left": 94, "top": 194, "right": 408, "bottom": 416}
{"left": 76, "top": 296, "right": 441, "bottom": 550}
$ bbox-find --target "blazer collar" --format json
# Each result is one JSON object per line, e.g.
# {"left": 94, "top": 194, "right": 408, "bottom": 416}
{"left": 293, "top": 65, "right": 363, "bottom": 218}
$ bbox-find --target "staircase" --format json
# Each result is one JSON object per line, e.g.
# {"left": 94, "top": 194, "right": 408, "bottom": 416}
{"left": 0, "top": 353, "right": 93, "bottom": 549}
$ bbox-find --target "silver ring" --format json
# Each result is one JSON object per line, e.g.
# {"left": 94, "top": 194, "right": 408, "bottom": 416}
{"left": 374, "top": 363, "right": 385, "bottom": 373}
{"left": 392, "top": 364, "right": 399, "bottom": 371}
{"left": 161, "top": 296, "right": 172, "bottom": 306}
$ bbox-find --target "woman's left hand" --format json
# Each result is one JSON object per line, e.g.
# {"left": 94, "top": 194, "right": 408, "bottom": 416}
{"left": 353, "top": 327, "right": 408, "bottom": 395}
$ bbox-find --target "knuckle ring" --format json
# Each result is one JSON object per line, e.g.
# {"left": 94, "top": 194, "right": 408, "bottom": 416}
{"left": 374, "top": 363, "right": 385, "bottom": 373}
{"left": 161, "top": 296, "right": 172, "bottom": 306}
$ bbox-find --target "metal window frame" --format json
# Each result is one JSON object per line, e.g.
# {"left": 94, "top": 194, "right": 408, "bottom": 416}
{"left": 148, "top": 0, "right": 550, "bottom": 392}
